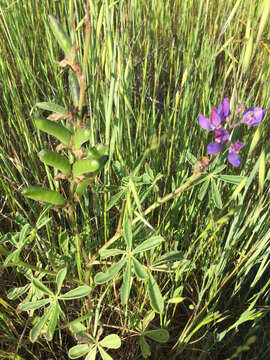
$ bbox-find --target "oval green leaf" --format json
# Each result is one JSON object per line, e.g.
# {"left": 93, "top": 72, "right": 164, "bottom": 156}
{"left": 39, "top": 150, "right": 71, "bottom": 174}
{"left": 34, "top": 117, "right": 72, "bottom": 146}
{"left": 59, "top": 285, "right": 91, "bottom": 300}
{"left": 73, "top": 158, "right": 100, "bottom": 177}
{"left": 133, "top": 236, "right": 164, "bottom": 254}
{"left": 95, "top": 258, "right": 126, "bottom": 284}
{"left": 22, "top": 186, "right": 66, "bottom": 206}
{"left": 99, "top": 334, "right": 121, "bottom": 349}
{"left": 147, "top": 274, "right": 164, "bottom": 313}
{"left": 36, "top": 102, "right": 68, "bottom": 116}
{"left": 73, "top": 128, "right": 91, "bottom": 149}
{"left": 132, "top": 257, "right": 148, "bottom": 280}
{"left": 19, "top": 298, "right": 51, "bottom": 312}
{"left": 144, "top": 329, "right": 169, "bottom": 343}
{"left": 48, "top": 15, "right": 72, "bottom": 56}
{"left": 68, "top": 344, "right": 92, "bottom": 359}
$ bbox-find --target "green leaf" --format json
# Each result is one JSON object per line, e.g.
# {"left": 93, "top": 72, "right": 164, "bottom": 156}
{"left": 69, "top": 321, "right": 87, "bottom": 334}
{"left": 19, "top": 298, "right": 51, "bottom": 312}
{"left": 144, "top": 329, "right": 169, "bottom": 343}
{"left": 100, "top": 249, "right": 125, "bottom": 258}
{"left": 3, "top": 248, "right": 20, "bottom": 267}
{"left": 38, "top": 150, "right": 71, "bottom": 174}
{"left": 153, "top": 251, "right": 183, "bottom": 266}
{"left": 48, "top": 15, "right": 73, "bottom": 56}
{"left": 259, "top": 150, "right": 265, "bottom": 193}
{"left": 73, "top": 128, "right": 91, "bottom": 149}
{"left": 56, "top": 268, "right": 67, "bottom": 295}
{"left": 19, "top": 223, "right": 31, "bottom": 245}
{"left": 121, "top": 260, "right": 132, "bottom": 305}
{"left": 35, "top": 102, "right": 68, "bottom": 116}
{"left": 139, "top": 336, "right": 151, "bottom": 359}
{"left": 76, "top": 178, "right": 91, "bottom": 197}
{"left": 147, "top": 274, "right": 164, "bottom": 313}
{"left": 69, "top": 72, "right": 80, "bottom": 107}
{"left": 59, "top": 285, "right": 91, "bottom": 300}
{"left": 68, "top": 344, "right": 92, "bottom": 359}
{"left": 30, "top": 303, "right": 54, "bottom": 342}
{"left": 133, "top": 257, "right": 148, "bottom": 280}
{"left": 22, "top": 186, "right": 66, "bottom": 206}
{"left": 98, "top": 346, "right": 113, "bottom": 360}
{"left": 133, "top": 236, "right": 164, "bottom": 254}
{"left": 106, "top": 190, "right": 126, "bottom": 211}
{"left": 32, "top": 278, "right": 54, "bottom": 296}
{"left": 85, "top": 346, "right": 97, "bottom": 360}
{"left": 73, "top": 158, "right": 100, "bottom": 176}
{"left": 210, "top": 178, "right": 223, "bottom": 209}
{"left": 45, "top": 302, "right": 60, "bottom": 341}
{"left": 123, "top": 217, "right": 132, "bottom": 251}
{"left": 198, "top": 178, "right": 209, "bottom": 201}
{"left": 34, "top": 117, "right": 72, "bottom": 146}
{"left": 95, "top": 258, "right": 126, "bottom": 284}
{"left": 99, "top": 334, "right": 121, "bottom": 349}
{"left": 7, "top": 284, "right": 30, "bottom": 300}
{"left": 168, "top": 297, "right": 185, "bottom": 304}
{"left": 219, "top": 174, "right": 247, "bottom": 184}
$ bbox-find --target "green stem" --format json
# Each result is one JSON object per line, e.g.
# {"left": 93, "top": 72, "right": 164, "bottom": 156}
{"left": 78, "top": 4, "right": 91, "bottom": 119}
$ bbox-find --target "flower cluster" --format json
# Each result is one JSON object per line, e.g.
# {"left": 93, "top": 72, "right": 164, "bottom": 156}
{"left": 198, "top": 98, "right": 267, "bottom": 167}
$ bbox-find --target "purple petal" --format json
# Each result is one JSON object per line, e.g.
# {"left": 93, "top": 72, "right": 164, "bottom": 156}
{"left": 207, "top": 142, "right": 222, "bottom": 154}
{"left": 198, "top": 114, "right": 214, "bottom": 130}
{"left": 210, "top": 107, "right": 222, "bottom": 128}
{"left": 229, "top": 142, "right": 244, "bottom": 153}
{"left": 215, "top": 129, "right": 230, "bottom": 143}
{"left": 218, "top": 98, "right": 231, "bottom": 119}
{"left": 228, "top": 152, "right": 241, "bottom": 167}
{"left": 242, "top": 107, "right": 267, "bottom": 126}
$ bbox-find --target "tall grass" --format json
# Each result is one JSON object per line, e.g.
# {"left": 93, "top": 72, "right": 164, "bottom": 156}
{"left": 0, "top": 0, "right": 269, "bottom": 359}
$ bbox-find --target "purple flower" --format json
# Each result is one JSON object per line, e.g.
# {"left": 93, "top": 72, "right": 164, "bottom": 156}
{"left": 227, "top": 142, "right": 244, "bottom": 167}
{"left": 241, "top": 107, "right": 267, "bottom": 126}
{"left": 198, "top": 107, "right": 223, "bottom": 130}
{"left": 207, "top": 129, "right": 230, "bottom": 154}
{"left": 218, "top": 98, "right": 231, "bottom": 119}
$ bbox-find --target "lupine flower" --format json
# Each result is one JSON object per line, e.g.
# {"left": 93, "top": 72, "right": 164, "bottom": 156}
{"left": 207, "top": 129, "right": 230, "bottom": 154}
{"left": 217, "top": 98, "right": 231, "bottom": 120}
{"left": 198, "top": 98, "right": 266, "bottom": 167}
{"left": 227, "top": 142, "right": 244, "bottom": 167}
{"left": 198, "top": 107, "right": 223, "bottom": 130}
{"left": 241, "top": 107, "right": 267, "bottom": 126}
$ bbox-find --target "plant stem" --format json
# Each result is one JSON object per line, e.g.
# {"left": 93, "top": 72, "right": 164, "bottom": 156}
{"left": 78, "top": 3, "right": 91, "bottom": 119}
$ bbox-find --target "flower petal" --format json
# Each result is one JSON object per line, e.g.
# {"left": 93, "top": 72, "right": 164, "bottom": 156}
{"left": 198, "top": 114, "right": 213, "bottom": 130}
{"left": 207, "top": 142, "right": 222, "bottom": 154}
{"left": 228, "top": 152, "right": 241, "bottom": 167}
{"left": 218, "top": 98, "right": 231, "bottom": 119}
{"left": 210, "top": 107, "right": 222, "bottom": 128}
{"left": 242, "top": 107, "right": 267, "bottom": 126}
{"left": 215, "top": 129, "right": 230, "bottom": 143}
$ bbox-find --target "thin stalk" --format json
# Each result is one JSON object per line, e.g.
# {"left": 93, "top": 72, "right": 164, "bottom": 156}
{"left": 78, "top": 3, "right": 91, "bottom": 119}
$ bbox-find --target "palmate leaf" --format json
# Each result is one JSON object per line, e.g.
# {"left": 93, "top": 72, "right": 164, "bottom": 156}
{"left": 144, "top": 329, "right": 169, "bottom": 343}
{"left": 139, "top": 336, "right": 151, "bottom": 359}
{"left": 68, "top": 344, "right": 92, "bottom": 359}
{"left": 30, "top": 303, "right": 54, "bottom": 342}
{"left": 133, "top": 257, "right": 148, "bottom": 280}
{"left": 98, "top": 346, "right": 113, "bottom": 360}
{"left": 133, "top": 236, "right": 164, "bottom": 254}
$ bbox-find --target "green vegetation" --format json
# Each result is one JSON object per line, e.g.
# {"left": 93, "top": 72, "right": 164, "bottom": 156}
{"left": 0, "top": 0, "right": 269, "bottom": 359}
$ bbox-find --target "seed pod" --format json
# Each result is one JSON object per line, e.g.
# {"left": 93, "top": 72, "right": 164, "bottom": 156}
{"left": 73, "top": 128, "right": 91, "bottom": 149}
{"left": 22, "top": 187, "right": 66, "bottom": 206}
{"left": 34, "top": 118, "right": 72, "bottom": 146}
{"left": 38, "top": 150, "right": 71, "bottom": 174}
{"left": 73, "top": 158, "right": 100, "bottom": 177}
{"left": 48, "top": 15, "right": 72, "bottom": 56}
{"left": 68, "top": 71, "right": 80, "bottom": 108}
